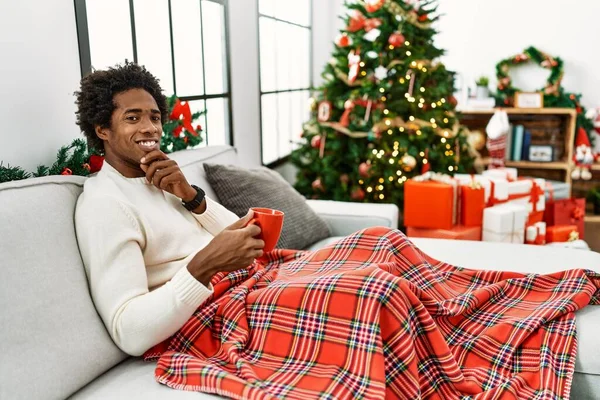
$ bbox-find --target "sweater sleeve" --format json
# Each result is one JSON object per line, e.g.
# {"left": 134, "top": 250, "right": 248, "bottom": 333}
{"left": 75, "top": 195, "right": 212, "bottom": 356}
{"left": 191, "top": 196, "right": 239, "bottom": 236}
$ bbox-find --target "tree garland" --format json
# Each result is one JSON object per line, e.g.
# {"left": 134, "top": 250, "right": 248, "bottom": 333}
{"left": 0, "top": 95, "right": 204, "bottom": 184}
{"left": 494, "top": 46, "right": 594, "bottom": 140}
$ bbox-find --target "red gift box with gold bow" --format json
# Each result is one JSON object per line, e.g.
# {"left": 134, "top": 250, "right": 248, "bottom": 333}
{"left": 543, "top": 198, "right": 586, "bottom": 239}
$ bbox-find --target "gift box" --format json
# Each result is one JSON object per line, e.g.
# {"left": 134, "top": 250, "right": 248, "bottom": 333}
{"left": 404, "top": 173, "right": 458, "bottom": 230}
{"left": 482, "top": 167, "right": 518, "bottom": 182}
{"left": 482, "top": 203, "right": 527, "bottom": 244}
{"left": 407, "top": 225, "right": 481, "bottom": 241}
{"left": 543, "top": 198, "right": 585, "bottom": 239}
{"left": 454, "top": 174, "right": 509, "bottom": 207}
{"left": 546, "top": 225, "right": 579, "bottom": 243}
{"left": 506, "top": 178, "right": 545, "bottom": 225}
{"left": 461, "top": 184, "right": 485, "bottom": 227}
{"left": 525, "top": 222, "right": 546, "bottom": 245}
{"left": 537, "top": 179, "right": 571, "bottom": 201}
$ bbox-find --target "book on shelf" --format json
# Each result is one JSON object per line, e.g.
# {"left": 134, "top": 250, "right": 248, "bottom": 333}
{"left": 521, "top": 129, "right": 532, "bottom": 161}
{"left": 512, "top": 125, "right": 524, "bottom": 161}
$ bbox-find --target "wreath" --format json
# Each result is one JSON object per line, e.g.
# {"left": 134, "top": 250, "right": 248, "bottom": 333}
{"left": 495, "top": 46, "right": 563, "bottom": 107}
{"left": 494, "top": 46, "right": 595, "bottom": 142}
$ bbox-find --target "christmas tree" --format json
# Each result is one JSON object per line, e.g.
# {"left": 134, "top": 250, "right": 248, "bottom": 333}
{"left": 290, "top": 0, "right": 474, "bottom": 206}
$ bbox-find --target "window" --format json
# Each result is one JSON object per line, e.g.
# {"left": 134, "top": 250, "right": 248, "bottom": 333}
{"left": 258, "top": 0, "right": 312, "bottom": 165}
{"left": 74, "top": 0, "right": 233, "bottom": 146}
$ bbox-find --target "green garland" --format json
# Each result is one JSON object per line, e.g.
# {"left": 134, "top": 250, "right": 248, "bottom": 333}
{"left": 494, "top": 46, "right": 594, "bottom": 141}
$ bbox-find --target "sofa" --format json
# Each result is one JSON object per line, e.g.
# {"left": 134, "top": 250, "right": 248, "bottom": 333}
{"left": 0, "top": 145, "right": 598, "bottom": 400}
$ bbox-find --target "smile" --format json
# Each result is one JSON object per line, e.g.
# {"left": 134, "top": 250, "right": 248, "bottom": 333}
{"left": 136, "top": 140, "right": 159, "bottom": 151}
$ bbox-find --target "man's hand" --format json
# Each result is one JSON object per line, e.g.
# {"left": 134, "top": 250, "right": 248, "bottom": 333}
{"left": 140, "top": 150, "right": 197, "bottom": 202}
{"left": 188, "top": 210, "right": 265, "bottom": 286}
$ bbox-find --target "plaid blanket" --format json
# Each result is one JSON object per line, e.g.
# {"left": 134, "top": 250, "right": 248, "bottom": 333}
{"left": 144, "top": 227, "right": 600, "bottom": 399}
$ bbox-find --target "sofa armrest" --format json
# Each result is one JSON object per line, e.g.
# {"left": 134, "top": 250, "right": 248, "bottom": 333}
{"left": 306, "top": 200, "right": 399, "bottom": 237}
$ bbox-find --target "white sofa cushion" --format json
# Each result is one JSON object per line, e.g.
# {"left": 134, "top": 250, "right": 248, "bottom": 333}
{"left": 0, "top": 176, "right": 126, "bottom": 400}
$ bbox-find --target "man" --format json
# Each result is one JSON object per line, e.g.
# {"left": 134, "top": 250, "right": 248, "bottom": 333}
{"left": 74, "top": 63, "right": 264, "bottom": 356}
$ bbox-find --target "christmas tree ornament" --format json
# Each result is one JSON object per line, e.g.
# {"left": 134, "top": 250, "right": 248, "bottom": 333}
{"left": 61, "top": 167, "right": 73, "bottom": 176}
{"left": 311, "top": 135, "right": 322, "bottom": 149}
{"left": 366, "top": 51, "right": 379, "bottom": 59}
{"left": 312, "top": 178, "right": 324, "bottom": 191}
{"left": 571, "top": 128, "right": 594, "bottom": 180}
{"left": 336, "top": 33, "right": 352, "bottom": 48}
{"left": 364, "top": 18, "right": 382, "bottom": 32}
{"left": 363, "top": 29, "right": 381, "bottom": 42}
{"left": 351, "top": 187, "right": 366, "bottom": 201}
{"left": 365, "top": 0, "right": 384, "bottom": 13}
{"left": 401, "top": 154, "right": 417, "bottom": 171}
{"left": 340, "top": 99, "right": 356, "bottom": 127}
{"left": 467, "top": 130, "right": 486, "bottom": 151}
{"left": 417, "top": 13, "right": 428, "bottom": 22}
{"left": 347, "top": 50, "right": 361, "bottom": 83}
{"left": 347, "top": 10, "right": 366, "bottom": 32}
{"left": 374, "top": 65, "right": 388, "bottom": 81}
{"left": 388, "top": 32, "right": 405, "bottom": 47}
{"left": 307, "top": 97, "right": 317, "bottom": 111}
{"left": 358, "top": 162, "right": 371, "bottom": 178}
{"left": 340, "top": 174, "right": 349, "bottom": 184}
{"left": 317, "top": 101, "right": 332, "bottom": 122}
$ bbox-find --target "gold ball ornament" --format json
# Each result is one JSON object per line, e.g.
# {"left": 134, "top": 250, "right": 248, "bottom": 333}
{"left": 467, "top": 130, "right": 486, "bottom": 151}
{"left": 307, "top": 97, "right": 317, "bottom": 111}
{"left": 401, "top": 154, "right": 417, "bottom": 171}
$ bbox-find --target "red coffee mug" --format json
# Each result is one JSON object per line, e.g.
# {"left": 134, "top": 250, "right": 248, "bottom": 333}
{"left": 250, "top": 207, "right": 284, "bottom": 253}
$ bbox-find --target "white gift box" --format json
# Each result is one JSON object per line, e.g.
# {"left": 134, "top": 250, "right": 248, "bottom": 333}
{"left": 482, "top": 167, "right": 518, "bottom": 181}
{"left": 482, "top": 203, "right": 528, "bottom": 244}
{"left": 506, "top": 178, "right": 545, "bottom": 213}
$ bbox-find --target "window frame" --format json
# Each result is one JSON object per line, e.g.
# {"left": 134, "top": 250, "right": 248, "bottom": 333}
{"left": 73, "top": 0, "right": 235, "bottom": 146}
{"left": 257, "top": 0, "right": 314, "bottom": 168}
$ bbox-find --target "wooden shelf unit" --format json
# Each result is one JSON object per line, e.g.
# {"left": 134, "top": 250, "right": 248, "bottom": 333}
{"left": 585, "top": 215, "right": 600, "bottom": 223}
{"left": 459, "top": 108, "right": 577, "bottom": 188}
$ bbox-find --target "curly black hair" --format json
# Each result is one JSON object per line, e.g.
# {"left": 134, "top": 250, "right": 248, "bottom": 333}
{"left": 75, "top": 63, "right": 168, "bottom": 154}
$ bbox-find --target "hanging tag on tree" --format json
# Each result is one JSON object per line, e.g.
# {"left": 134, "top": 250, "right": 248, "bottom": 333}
{"left": 317, "top": 101, "right": 332, "bottom": 122}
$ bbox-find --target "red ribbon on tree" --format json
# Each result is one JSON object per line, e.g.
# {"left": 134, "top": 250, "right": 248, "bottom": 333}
{"left": 170, "top": 99, "right": 198, "bottom": 136}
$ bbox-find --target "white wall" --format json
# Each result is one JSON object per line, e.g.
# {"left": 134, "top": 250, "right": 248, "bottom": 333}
{"left": 0, "top": 0, "right": 82, "bottom": 172}
{"left": 435, "top": 0, "right": 600, "bottom": 110}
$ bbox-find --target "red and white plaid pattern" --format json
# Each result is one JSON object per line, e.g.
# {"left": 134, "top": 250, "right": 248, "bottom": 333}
{"left": 144, "top": 227, "right": 599, "bottom": 399}
{"left": 487, "top": 135, "right": 507, "bottom": 169}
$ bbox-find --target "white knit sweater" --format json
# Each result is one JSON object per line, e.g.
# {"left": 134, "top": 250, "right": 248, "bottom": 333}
{"left": 75, "top": 162, "right": 238, "bottom": 356}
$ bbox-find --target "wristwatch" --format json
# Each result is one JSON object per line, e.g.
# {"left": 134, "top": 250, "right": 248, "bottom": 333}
{"left": 182, "top": 185, "right": 206, "bottom": 211}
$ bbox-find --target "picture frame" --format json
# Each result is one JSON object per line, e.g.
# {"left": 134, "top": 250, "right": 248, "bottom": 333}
{"left": 529, "top": 145, "right": 553, "bottom": 162}
{"left": 514, "top": 92, "right": 544, "bottom": 109}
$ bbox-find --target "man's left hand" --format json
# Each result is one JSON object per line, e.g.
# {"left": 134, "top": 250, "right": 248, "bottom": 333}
{"left": 140, "top": 150, "right": 196, "bottom": 202}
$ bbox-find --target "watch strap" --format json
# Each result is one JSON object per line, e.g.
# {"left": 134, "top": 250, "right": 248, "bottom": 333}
{"left": 182, "top": 185, "right": 206, "bottom": 211}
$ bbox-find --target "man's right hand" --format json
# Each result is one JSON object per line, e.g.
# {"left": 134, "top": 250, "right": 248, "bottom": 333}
{"left": 188, "top": 210, "right": 265, "bottom": 286}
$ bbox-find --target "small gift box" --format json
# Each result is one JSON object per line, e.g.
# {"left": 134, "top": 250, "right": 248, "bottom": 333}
{"left": 482, "top": 167, "right": 518, "bottom": 182}
{"left": 546, "top": 225, "right": 579, "bottom": 243}
{"left": 404, "top": 172, "right": 458, "bottom": 230}
{"left": 543, "top": 198, "right": 585, "bottom": 239}
{"left": 539, "top": 179, "right": 571, "bottom": 201}
{"left": 525, "top": 222, "right": 546, "bottom": 245}
{"left": 454, "top": 174, "right": 509, "bottom": 207}
{"left": 460, "top": 182, "right": 485, "bottom": 227}
{"left": 506, "top": 178, "right": 545, "bottom": 225}
{"left": 407, "top": 225, "right": 481, "bottom": 241}
{"left": 482, "top": 203, "right": 528, "bottom": 244}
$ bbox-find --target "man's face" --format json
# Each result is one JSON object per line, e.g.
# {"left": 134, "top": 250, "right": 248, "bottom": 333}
{"left": 96, "top": 88, "right": 162, "bottom": 176}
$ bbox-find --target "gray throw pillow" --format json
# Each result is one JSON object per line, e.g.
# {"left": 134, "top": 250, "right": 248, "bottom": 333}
{"left": 203, "top": 163, "right": 331, "bottom": 250}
